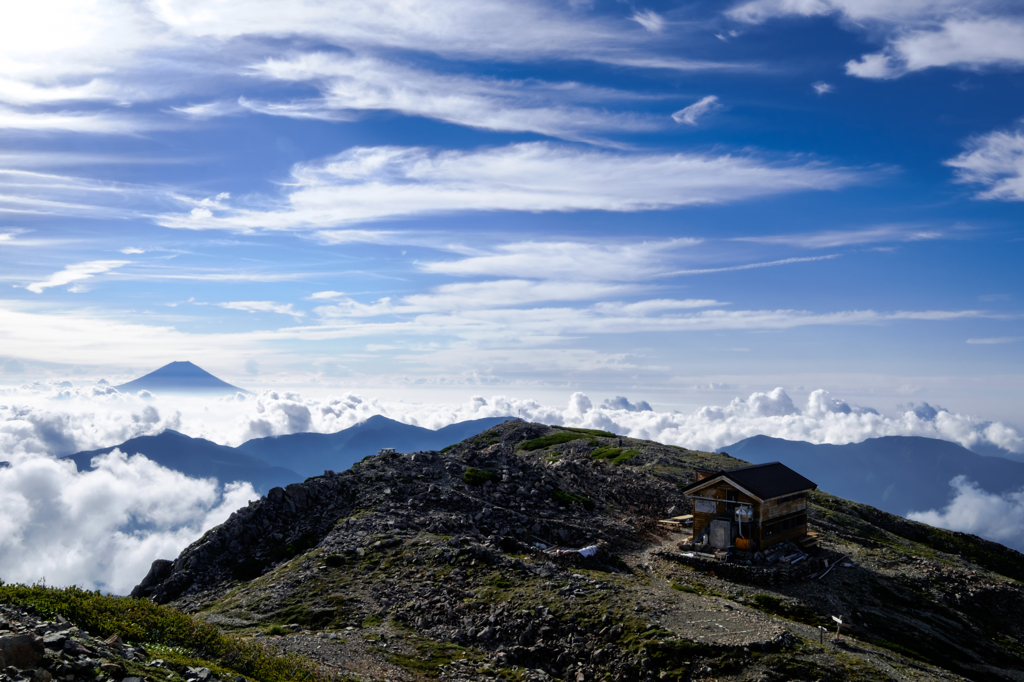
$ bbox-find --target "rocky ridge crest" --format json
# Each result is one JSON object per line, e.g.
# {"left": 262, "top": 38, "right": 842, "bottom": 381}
{"left": 132, "top": 421, "right": 1024, "bottom": 681}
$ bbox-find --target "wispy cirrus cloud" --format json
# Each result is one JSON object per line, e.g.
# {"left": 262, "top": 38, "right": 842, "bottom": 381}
{"left": 945, "top": 123, "right": 1024, "bottom": 201}
{"left": 671, "top": 95, "right": 722, "bottom": 125}
{"left": 419, "top": 239, "right": 699, "bottom": 281}
{"left": 156, "top": 142, "right": 869, "bottom": 232}
{"left": 218, "top": 300, "right": 305, "bottom": 317}
{"left": 0, "top": 295, "right": 1002, "bottom": 372}
{"left": 153, "top": 0, "right": 730, "bottom": 70}
{"left": 0, "top": 0, "right": 745, "bottom": 142}
{"left": 728, "top": 0, "right": 1024, "bottom": 79}
{"left": 967, "top": 337, "right": 1020, "bottom": 344}
{"left": 0, "top": 168, "right": 171, "bottom": 220}
{"left": 667, "top": 254, "right": 840, "bottom": 275}
{"left": 0, "top": 105, "right": 163, "bottom": 134}
{"left": 631, "top": 10, "right": 665, "bottom": 33}
{"left": 734, "top": 224, "right": 946, "bottom": 248}
{"left": 244, "top": 52, "right": 662, "bottom": 141}
{"left": 25, "top": 260, "right": 129, "bottom": 294}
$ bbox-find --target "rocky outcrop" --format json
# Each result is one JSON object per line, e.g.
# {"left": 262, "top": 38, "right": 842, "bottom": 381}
{"left": 126, "top": 420, "right": 1024, "bottom": 681}
{"left": 135, "top": 421, "right": 691, "bottom": 605}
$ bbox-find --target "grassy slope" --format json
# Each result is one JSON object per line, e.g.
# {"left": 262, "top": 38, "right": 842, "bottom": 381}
{"left": 0, "top": 583, "right": 330, "bottom": 682}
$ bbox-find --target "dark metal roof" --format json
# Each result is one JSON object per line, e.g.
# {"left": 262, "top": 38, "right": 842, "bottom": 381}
{"left": 681, "top": 461, "right": 816, "bottom": 500}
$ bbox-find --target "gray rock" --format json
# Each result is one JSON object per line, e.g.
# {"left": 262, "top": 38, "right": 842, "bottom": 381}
{"left": 0, "top": 633, "right": 44, "bottom": 668}
{"left": 40, "top": 633, "right": 65, "bottom": 650}
{"left": 130, "top": 558, "right": 173, "bottom": 598}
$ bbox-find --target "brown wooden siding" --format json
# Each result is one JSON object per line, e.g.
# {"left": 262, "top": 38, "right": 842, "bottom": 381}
{"left": 689, "top": 482, "right": 760, "bottom": 542}
{"left": 689, "top": 482, "right": 810, "bottom": 550}
{"left": 757, "top": 508, "right": 808, "bottom": 549}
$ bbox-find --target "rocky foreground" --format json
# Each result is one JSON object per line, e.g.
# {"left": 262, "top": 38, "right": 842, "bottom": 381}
{"left": 115, "top": 420, "right": 1024, "bottom": 680}
{"left": 0, "top": 603, "right": 232, "bottom": 682}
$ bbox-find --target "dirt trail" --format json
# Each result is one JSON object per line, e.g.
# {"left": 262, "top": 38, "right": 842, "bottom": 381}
{"left": 624, "top": 533, "right": 787, "bottom": 648}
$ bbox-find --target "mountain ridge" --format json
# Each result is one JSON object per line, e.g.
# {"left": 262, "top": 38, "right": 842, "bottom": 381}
{"left": 64, "top": 415, "right": 516, "bottom": 490}
{"left": 723, "top": 434, "right": 1024, "bottom": 524}
{"left": 63, "top": 429, "right": 301, "bottom": 495}
{"left": 131, "top": 421, "right": 1024, "bottom": 681}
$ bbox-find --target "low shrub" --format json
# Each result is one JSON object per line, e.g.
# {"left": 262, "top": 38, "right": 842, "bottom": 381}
{"left": 590, "top": 447, "right": 621, "bottom": 460}
{"left": 0, "top": 583, "right": 328, "bottom": 682}
{"left": 551, "top": 488, "right": 595, "bottom": 511}
{"left": 462, "top": 467, "right": 499, "bottom": 486}
{"left": 519, "top": 432, "right": 585, "bottom": 451}
{"left": 611, "top": 449, "right": 640, "bottom": 466}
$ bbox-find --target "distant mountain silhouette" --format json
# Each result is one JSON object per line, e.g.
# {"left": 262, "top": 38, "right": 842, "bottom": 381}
{"left": 724, "top": 435, "right": 1024, "bottom": 516}
{"left": 237, "top": 415, "right": 514, "bottom": 478}
{"left": 65, "top": 415, "right": 515, "bottom": 491}
{"left": 63, "top": 430, "right": 299, "bottom": 494}
{"left": 115, "top": 361, "right": 247, "bottom": 394}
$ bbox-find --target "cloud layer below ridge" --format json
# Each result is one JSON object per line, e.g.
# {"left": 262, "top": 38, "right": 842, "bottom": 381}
{"left": 1, "top": 381, "right": 1022, "bottom": 590}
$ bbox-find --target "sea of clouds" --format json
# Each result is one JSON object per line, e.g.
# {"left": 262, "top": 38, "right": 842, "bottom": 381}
{"left": 1, "top": 382, "right": 1023, "bottom": 593}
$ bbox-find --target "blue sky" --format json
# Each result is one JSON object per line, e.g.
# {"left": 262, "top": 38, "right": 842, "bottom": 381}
{"left": 1, "top": 0, "right": 1023, "bottom": 426}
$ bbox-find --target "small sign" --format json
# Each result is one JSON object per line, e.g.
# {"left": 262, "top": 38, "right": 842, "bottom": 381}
{"left": 695, "top": 499, "right": 716, "bottom": 513}
{"left": 832, "top": 615, "right": 843, "bottom": 624}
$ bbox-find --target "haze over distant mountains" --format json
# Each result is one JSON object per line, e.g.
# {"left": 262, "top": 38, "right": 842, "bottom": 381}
{"left": 64, "top": 415, "right": 513, "bottom": 491}
{"left": 115, "top": 361, "right": 247, "bottom": 394}
{"left": 65, "top": 430, "right": 300, "bottom": 494}
{"left": 725, "top": 435, "right": 1024, "bottom": 517}
{"left": 236, "top": 414, "right": 513, "bottom": 478}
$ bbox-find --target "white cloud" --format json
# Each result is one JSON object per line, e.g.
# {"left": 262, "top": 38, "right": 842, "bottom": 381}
{"left": 420, "top": 239, "right": 698, "bottom": 281}
{"left": 846, "top": 18, "right": 1024, "bottom": 79}
{"left": 308, "top": 290, "right": 346, "bottom": 300}
{"left": 600, "top": 395, "right": 652, "bottom": 411}
{"left": 218, "top": 301, "right": 305, "bottom": 317}
{"left": 812, "top": 81, "right": 834, "bottom": 95}
{"left": 0, "top": 167, "right": 170, "bottom": 220}
{"left": 2, "top": 382, "right": 1020, "bottom": 460}
{"left": 734, "top": 224, "right": 943, "bottom": 248}
{"left": 727, "top": 0, "right": 969, "bottom": 25}
{"left": 120, "top": 247, "right": 146, "bottom": 254}
{"left": 967, "top": 337, "right": 1020, "bottom": 344}
{"left": 0, "top": 304, "right": 266, "bottom": 366}
{"left": 156, "top": 143, "right": 867, "bottom": 232}
{"left": 0, "top": 0, "right": 747, "bottom": 141}
{"left": 312, "top": 280, "right": 698, "bottom": 319}
{"left": 0, "top": 106, "right": 162, "bottom": 134}
{"left": 246, "top": 52, "right": 661, "bottom": 141}
{"left": 26, "top": 259, "right": 129, "bottom": 293}
{"left": 667, "top": 254, "right": 839, "bottom": 275}
{"left": 0, "top": 383, "right": 1021, "bottom": 590}
{"left": 0, "top": 291, "right": 995, "bottom": 370}
{"left": 0, "top": 0, "right": 737, "bottom": 111}
{"left": 727, "top": 1, "right": 1024, "bottom": 79}
{"left": 631, "top": 10, "right": 665, "bottom": 33}
{"left": 0, "top": 449, "right": 257, "bottom": 594}
{"left": 171, "top": 99, "right": 246, "bottom": 120}
{"left": 671, "top": 95, "right": 722, "bottom": 125}
{"left": 151, "top": 0, "right": 722, "bottom": 69}
{"left": 944, "top": 124, "right": 1024, "bottom": 201}
{"left": 908, "top": 476, "right": 1024, "bottom": 551}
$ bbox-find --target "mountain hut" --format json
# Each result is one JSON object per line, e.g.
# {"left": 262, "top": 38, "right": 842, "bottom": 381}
{"left": 680, "top": 461, "right": 817, "bottom": 552}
